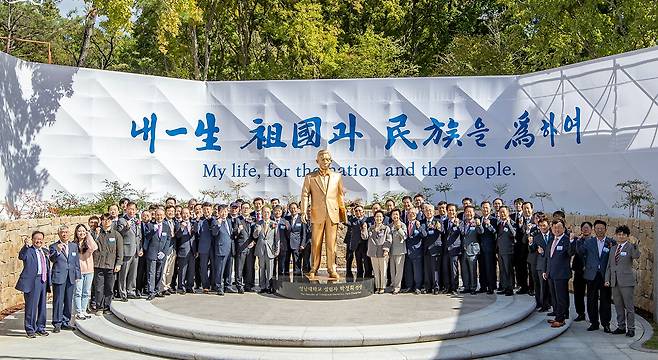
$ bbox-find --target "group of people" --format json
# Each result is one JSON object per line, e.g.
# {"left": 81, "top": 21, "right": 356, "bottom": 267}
{"left": 15, "top": 194, "right": 641, "bottom": 340}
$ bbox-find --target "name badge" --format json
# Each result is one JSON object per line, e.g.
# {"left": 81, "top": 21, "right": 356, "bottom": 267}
{"left": 71, "top": 252, "right": 77, "bottom": 256}
{"left": 621, "top": 252, "right": 627, "bottom": 256}
{"left": 108, "top": 237, "right": 116, "bottom": 243}
{"left": 556, "top": 245, "right": 563, "bottom": 251}
{"left": 469, "top": 227, "right": 475, "bottom": 231}
{"left": 602, "top": 247, "right": 610, "bottom": 253}
{"left": 503, "top": 228, "right": 508, "bottom": 232}
{"left": 428, "top": 230, "right": 435, "bottom": 235}
{"left": 453, "top": 226, "right": 458, "bottom": 231}
{"left": 279, "top": 224, "right": 286, "bottom": 229}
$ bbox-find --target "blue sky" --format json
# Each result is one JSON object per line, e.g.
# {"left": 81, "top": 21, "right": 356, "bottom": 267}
{"left": 57, "top": 0, "right": 84, "bottom": 16}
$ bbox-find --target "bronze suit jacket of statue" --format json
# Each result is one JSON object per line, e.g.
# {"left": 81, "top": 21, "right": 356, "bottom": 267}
{"left": 301, "top": 170, "right": 347, "bottom": 224}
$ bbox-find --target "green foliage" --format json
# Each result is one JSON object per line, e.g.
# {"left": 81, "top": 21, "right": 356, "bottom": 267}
{"left": 52, "top": 180, "right": 152, "bottom": 216}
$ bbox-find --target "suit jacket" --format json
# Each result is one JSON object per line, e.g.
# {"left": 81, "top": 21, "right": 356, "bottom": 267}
{"left": 605, "top": 242, "right": 641, "bottom": 287}
{"left": 93, "top": 227, "right": 124, "bottom": 269}
{"left": 142, "top": 222, "right": 173, "bottom": 261}
{"left": 460, "top": 220, "right": 483, "bottom": 257}
{"left": 388, "top": 223, "right": 408, "bottom": 256}
{"left": 162, "top": 218, "right": 178, "bottom": 255}
{"left": 273, "top": 217, "right": 291, "bottom": 252}
{"left": 175, "top": 219, "right": 197, "bottom": 258}
{"left": 230, "top": 216, "right": 251, "bottom": 254}
{"left": 117, "top": 215, "right": 143, "bottom": 257}
{"left": 288, "top": 214, "right": 307, "bottom": 251}
{"left": 577, "top": 236, "right": 616, "bottom": 281}
{"left": 196, "top": 217, "right": 220, "bottom": 255}
{"left": 214, "top": 218, "right": 233, "bottom": 257}
{"left": 300, "top": 170, "right": 347, "bottom": 224}
{"left": 443, "top": 218, "right": 463, "bottom": 257}
{"left": 16, "top": 245, "right": 51, "bottom": 293}
{"left": 479, "top": 216, "right": 498, "bottom": 254}
{"left": 531, "top": 231, "right": 552, "bottom": 272}
{"left": 364, "top": 225, "right": 392, "bottom": 258}
{"left": 48, "top": 241, "right": 81, "bottom": 285}
{"left": 420, "top": 217, "right": 443, "bottom": 256}
{"left": 254, "top": 220, "right": 279, "bottom": 259}
{"left": 545, "top": 234, "right": 576, "bottom": 280}
{"left": 496, "top": 220, "right": 517, "bottom": 255}
{"left": 405, "top": 221, "right": 424, "bottom": 259}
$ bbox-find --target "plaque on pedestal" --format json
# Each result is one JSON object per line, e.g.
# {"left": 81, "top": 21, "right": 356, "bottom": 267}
{"left": 272, "top": 272, "right": 374, "bottom": 300}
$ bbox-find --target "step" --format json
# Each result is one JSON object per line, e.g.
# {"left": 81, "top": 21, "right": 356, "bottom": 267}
{"left": 76, "top": 309, "right": 570, "bottom": 359}
{"left": 109, "top": 295, "right": 536, "bottom": 347}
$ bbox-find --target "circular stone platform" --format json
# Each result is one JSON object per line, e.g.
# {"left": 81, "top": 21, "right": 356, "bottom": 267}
{"left": 153, "top": 292, "right": 495, "bottom": 326}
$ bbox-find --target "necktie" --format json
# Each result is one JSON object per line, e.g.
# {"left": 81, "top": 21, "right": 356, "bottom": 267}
{"left": 408, "top": 223, "right": 413, "bottom": 237}
{"left": 544, "top": 233, "right": 548, "bottom": 245}
{"left": 614, "top": 244, "right": 622, "bottom": 265}
{"left": 38, "top": 249, "right": 46, "bottom": 283}
{"left": 157, "top": 223, "right": 162, "bottom": 237}
{"left": 257, "top": 212, "right": 262, "bottom": 221}
{"left": 550, "top": 236, "right": 559, "bottom": 257}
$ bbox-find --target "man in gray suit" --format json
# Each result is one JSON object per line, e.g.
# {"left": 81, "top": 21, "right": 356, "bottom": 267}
{"left": 116, "top": 201, "right": 142, "bottom": 300}
{"left": 460, "top": 206, "right": 482, "bottom": 294}
{"left": 605, "top": 225, "right": 641, "bottom": 338}
{"left": 577, "top": 219, "right": 616, "bottom": 333}
{"left": 255, "top": 206, "right": 279, "bottom": 293}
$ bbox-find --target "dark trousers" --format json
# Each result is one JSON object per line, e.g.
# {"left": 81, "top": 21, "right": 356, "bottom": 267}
{"left": 244, "top": 247, "right": 256, "bottom": 289}
{"left": 442, "top": 255, "right": 460, "bottom": 291}
{"left": 136, "top": 255, "right": 148, "bottom": 295}
{"left": 290, "top": 249, "right": 302, "bottom": 275}
{"left": 234, "top": 250, "right": 248, "bottom": 289}
{"left": 423, "top": 253, "right": 433, "bottom": 291}
{"left": 573, "top": 271, "right": 587, "bottom": 316}
{"left": 514, "top": 246, "right": 529, "bottom": 290}
{"left": 460, "top": 255, "right": 478, "bottom": 292}
{"left": 404, "top": 256, "right": 424, "bottom": 290}
{"left": 198, "top": 252, "right": 212, "bottom": 290}
{"left": 223, "top": 255, "right": 233, "bottom": 289}
{"left": 480, "top": 251, "right": 497, "bottom": 291}
{"left": 429, "top": 254, "right": 441, "bottom": 289}
{"left": 345, "top": 247, "right": 356, "bottom": 276}
{"left": 177, "top": 254, "right": 195, "bottom": 291}
{"left": 552, "top": 278, "right": 569, "bottom": 322}
{"left": 214, "top": 254, "right": 229, "bottom": 291}
{"left": 587, "top": 272, "right": 612, "bottom": 326}
{"left": 51, "top": 278, "right": 75, "bottom": 327}
{"left": 529, "top": 264, "right": 541, "bottom": 304}
{"left": 498, "top": 253, "right": 514, "bottom": 291}
{"left": 169, "top": 256, "right": 179, "bottom": 290}
{"left": 277, "top": 246, "right": 289, "bottom": 275}
{"left": 537, "top": 270, "right": 551, "bottom": 309}
{"left": 300, "top": 246, "right": 311, "bottom": 273}
{"left": 146, "top": 259, "right": 165, "bottom": 295}
{"left": 401, "top": 254, "right": 410, "bottom": 290}
{"left": 23, "top": 276, "right": 47, "bottom": 335}
{"left": 94, "top": 268, "right": 115, "bottom": 310}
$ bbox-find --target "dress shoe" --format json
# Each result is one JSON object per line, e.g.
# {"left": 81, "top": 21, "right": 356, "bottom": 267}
{"left": 516, "top": 288, "right": 529, "bottom": 295}
{"left": 459, "top": 289, "right": 470, "bottom": 294}
{"left": 547, "top": 312, "right": 556, "bottom": 316}
{"left": 52, "top": 326, "right": 61, "bottom": 333}
{"left": 203, "top": 289, "right": 210, "bottom": 294}
{"left": 258, "top": 289, "right": 268, "bottom": 294}
{"left": 415, "top": 289, "right": 422, "bottom": 295}
{"left": 238, "top": 288, "right": 245, "bottom": 294}
{"left": 420, "top": 289, "right": 427, "bottom": 294}
{"left": 127, "top": 294, "right": 137, "bottom": 299}
{"left": 26, "top": 333, "right": 36, "bottom": 338}
{"left": 603, "top": 325, "right": 611, "bottom": 333}
{"left": 612, "top": 328, "right": 626, "bottom": 335}
{"left": 177, "top": 290, "right": 186, "bottom": 295}
{"left": 433, "top": 289, "right": 440, "bottom": 295}
{"left": 551, "top": 321, "right": 565, "bottom": 328}
{"left": 225, "top": 288, "right": 237, "bottom": 293}
{"left": 574, "top": 314, "right": 586, "bottom": 322}
{"left": 103, "top": 309, "right": 112, "bottom": 315}
{"left": 470, "top": 291, "right": 477, "bottom": 295}
{"left": 505, "top": 291, "right": 514, "bottom": 296}
{"left": 155, "top": 292, "right": 165, "bottom": 298}
{"left": 537, "top": 307, "right": 549, "bottom": 313}
{"left": 61, "top": 325, "right": 76, "bottom": 331}
{"left": 119, "top": 297, "right": 128, "bottom": 302}
{"left": 487, "top": 290, "right": 494, "bottom": 295}
{"left": 217, "top": 291, "right": 225, "bottom": 296}
{"left": 146, "top": 295, "right": 156, "bottom": 301}
{"left": 587, "top": 324, "right": 599, "bottom": 331}
{"left": 476, "top": 289, "right": 488, "bottom": 294}
{"left": 392, "top": 290, "right": 399, "bottom": 295}
{"left": 36, "top": 331, "right": 49, "bottom": 336}
{"left": 626, "top": 330, "right": 635, "bottom": 337}
{"left": 496, "top": 290, "right": 507, "bottom": 295}
{"left": 95, "top": 310, "right": 103, "bottom": 316}
{"left": 528, "top": 291, "right": 535, "bottom": 296}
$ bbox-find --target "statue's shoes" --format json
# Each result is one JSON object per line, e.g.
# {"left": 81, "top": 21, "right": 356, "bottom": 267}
{"left": 307, "top": 272, "right": 316, "bottom": 279}
{"left": 328, "top": 272, "right": 340, "bottom": 280}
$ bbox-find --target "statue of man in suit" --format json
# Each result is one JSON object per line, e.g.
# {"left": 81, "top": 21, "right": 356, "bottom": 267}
{"left": 300, "top": 149, "right": 347, "bottom": 279}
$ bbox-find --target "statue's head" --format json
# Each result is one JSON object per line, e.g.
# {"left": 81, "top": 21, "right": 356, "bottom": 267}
{"left": 316, "top": 149, "right": 332, "bottom": 171}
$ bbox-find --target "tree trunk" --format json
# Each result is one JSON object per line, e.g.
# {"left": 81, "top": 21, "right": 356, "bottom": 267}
{"left": 189, "top": 24, "right": 201, "bottom": 80}
{"left": 77, "top": 7, "right": 98, "bottom": 67}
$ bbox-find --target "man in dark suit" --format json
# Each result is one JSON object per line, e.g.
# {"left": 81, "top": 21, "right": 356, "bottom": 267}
{"left": 512, "top": 201, "right": 533, "bottom": 294}
{"left": 196, "top": 202, "right": 220, "bottom": 293}
{"left": 577, "top": 219, "right": 616, "bottom": 333}
{"left": 49, "top": 225, "right": 81, "bottom": 332}
{"left": 345, "top": 204, "right": 367, "bottom": 278}
{"left": 175, "top": 207, "right": 197, "bottom": 294}
{"left": 250, "top": 197, "right": 265, "bottom": 222}
{"left": 496, "top": 206, "right": 517, "bottom": 296}
{"left": 287, "top": 202, "right": 308, "bottom": 276}
{"left": 16, "top": 231, "right": 51, "bottom": 338}
{"left": 543, "top": 218, "right": 576, "bottom": 328}
{"left": 405, "top": 209, "right": 424, "bottom": 294}
{"left": 240, "top": 202, "right": 257, "bottom": 291}
{"left": 442, "top": 204, "right": 462, "bottom": 295}
{"left": 478, "top": 201, "right": 498, "bottom": 294}
{"left": 420, "top": 204, "right": 443, "bottom": 295}
{"left": 272, "top": 205, "right": 291, "bottom": 276}
{"left": 213, "top": 205, "right": 233, "bottom": 295}
{"left": 571, "top": 221, "right": 592, "bottom": 322}
{"left": 231, "top": 203, "right": 251, "bottom": 293}
{"left": 529, "top": 215, "right": 552, "bottom": 311}
{"left": 142, "top": 208, "right": 172, "bottom": 300}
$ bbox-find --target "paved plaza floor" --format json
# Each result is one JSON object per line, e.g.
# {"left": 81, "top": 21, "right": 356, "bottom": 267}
{"left": 0, "top": 294, "right": 654, "bottom": 359}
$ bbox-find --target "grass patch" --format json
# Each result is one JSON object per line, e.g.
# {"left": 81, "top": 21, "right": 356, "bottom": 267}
{"left": 644, "top": 321, "right": 658, "bottom": 350}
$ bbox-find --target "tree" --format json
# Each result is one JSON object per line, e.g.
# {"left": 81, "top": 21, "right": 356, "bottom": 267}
{"left": 614, "top": 179, "right": 654, "bottom": 218}
{"left": 434, "top": 182, "right": 453, "bottom": 202}
{"left": 530, "top": 191, "right": 552, "bottom": 211}
{"left": 199, "top": 187, "right": 222, "bottom": 203}
{"left": 228, "top": 180, "right": 249, "bottom": 200}
{"left": 76, "top": 0, "right": 133, "bottom": 67}
{"left": 492, "top": 183, "right": 509, "bottom": 199}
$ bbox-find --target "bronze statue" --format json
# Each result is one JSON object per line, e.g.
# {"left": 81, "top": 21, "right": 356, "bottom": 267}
{"left": 300, "top": 149, "right": 347, "bottom": 279}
